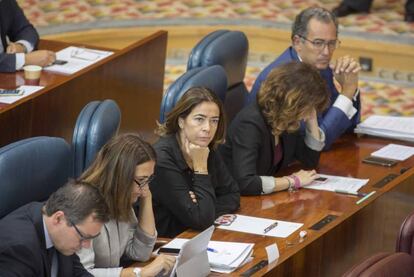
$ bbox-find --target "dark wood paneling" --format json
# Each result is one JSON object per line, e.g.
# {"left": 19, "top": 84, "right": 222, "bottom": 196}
{"left": 0, "top": 31, "right": 167, "bottom": 146}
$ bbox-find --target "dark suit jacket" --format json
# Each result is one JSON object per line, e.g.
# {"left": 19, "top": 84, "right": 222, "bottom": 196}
{"left": 150, "top": 135, "right": 240, "bottom": 238}
{"left": 0, "top": 202, "right": 92, "bottom": 277}
{"left": 0, "top": 0, "right": 39, "bottom": 72}
{"left": 219, "top": 103, "right": 321, "bottom": 195}
{"left": 248, "top": 47, "right": 361, "bottom": 150}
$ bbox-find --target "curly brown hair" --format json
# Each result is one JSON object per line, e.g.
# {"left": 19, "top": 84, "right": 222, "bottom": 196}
{"left": 257, "top": 61, "right": 330, "bottom": 136}
{"left": 156, "top": 87, "right": 226, "bottom": 149}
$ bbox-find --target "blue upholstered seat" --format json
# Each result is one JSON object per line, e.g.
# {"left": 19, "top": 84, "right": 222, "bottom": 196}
{"left": 159, "top": 65, "right": 227, "bottom": 123}
{"left": 187, "top": 29, "right": 249, "bottom": 122}
{"left": 0, "top": 137, "right": 72, "bottom": 218}
{"left": 72, "top": 99, "right": 121, "bottom": 177}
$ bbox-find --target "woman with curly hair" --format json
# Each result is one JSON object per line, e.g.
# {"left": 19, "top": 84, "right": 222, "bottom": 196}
{"left": 219, "top": 61, "right": 330, "bottom": 195}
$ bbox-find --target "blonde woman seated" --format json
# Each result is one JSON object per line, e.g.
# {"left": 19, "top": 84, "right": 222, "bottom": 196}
{"left": 219, "top": 62, "right": 330, "bottom": 195}
{"left": 150, "top": 87, "right": 240, "bottom": 238}
{"left": 77, "top": 134, "right": 176, "bottom": 277}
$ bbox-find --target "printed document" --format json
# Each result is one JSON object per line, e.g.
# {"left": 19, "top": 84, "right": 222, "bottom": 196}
{"left": 0, "top": 85, "right": 44, "bottom": 104}
{"left": 44, "top": 46, "right": 113, "bottom": 75}
{"left": 158, "top": 238, "right": 254, "bottom": 274}
{"left": 354, "top": 115, "right": 414, "bottom": 142}
{"left": 217, "top": 214, "right": 303, "bottom": 238}
{"left": 371, "top": 144, "right": 414, "bottom": 161}
{"left": 306, "top": 174, "right": 368, "bottom": 193}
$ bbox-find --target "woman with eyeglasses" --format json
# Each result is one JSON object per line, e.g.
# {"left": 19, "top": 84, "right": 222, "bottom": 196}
{"left": 77, "top": 133, "right": 176, "bottom": 277}
{"left": 219, "top": 62, "right": 330, "bottom": 195}
{"left": 150, "top": 87, "right": 240, "bottom": 238}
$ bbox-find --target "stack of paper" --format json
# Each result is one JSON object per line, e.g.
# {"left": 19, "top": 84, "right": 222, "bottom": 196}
{"left": 44, "top": 46, "right": 113, "bottom": 75}
{"left": 158, "top": 238, "right": 254, "bottom": 274}
{"left": 371, "top": 144, "right": 414, "bottom": 161}
{"left": 354, "top": 115, "right": 414, "bottom": 142}
{"left": 207, "top": 241, "right": 254, "bottom": 273}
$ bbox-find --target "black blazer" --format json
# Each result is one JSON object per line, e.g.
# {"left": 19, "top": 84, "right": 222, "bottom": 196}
{"left": 219, "top": 103, "right": 321, "bottom": 195}
{"left": 0, "top": 0, "right": 39, "bottom": 72}
{"left": 0, "top": 202, "right": 92, "bottom": 277}
{"left": 150, "top": 135, "right": 240, "bottom": 238}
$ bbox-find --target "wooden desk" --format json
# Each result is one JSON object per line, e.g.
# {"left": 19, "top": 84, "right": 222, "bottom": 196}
{"left": 0, "top": 31, "right": 167, "bottom": 147}
{"left": 179, "top": 134, "right": 414, "bottom": 276}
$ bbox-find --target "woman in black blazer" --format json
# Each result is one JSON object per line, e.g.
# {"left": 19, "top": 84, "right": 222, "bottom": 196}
{"left": 150, "top": 87, "right": 240, "bottom": 237}
{"left": 220, "top": 62, "right": 330, "bottom": 195}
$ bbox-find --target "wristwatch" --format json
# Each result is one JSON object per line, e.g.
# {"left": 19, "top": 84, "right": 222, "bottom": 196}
{"left": 133, "top": 267, "right": 142, "bottom": 277}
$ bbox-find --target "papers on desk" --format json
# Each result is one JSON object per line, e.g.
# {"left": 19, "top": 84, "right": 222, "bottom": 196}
{"left": 217, "top": 214, "right": 303, "bottom": 238}
{"left": 44, "top": 46, "right": 113, "bottom": 75}
{"left": 159, "top": 238, "right": 254, "bottom": 274}
{"left": 0, "top": 85, "right": 44, "bottom": 104}
{"left": 371, "top": 144, "right": 414, "bottom": 161}
{"left": 306, "top": 174, "right": 368, "bottom": 193}
{"left": 354, "top": 115, "right": 414, "bottom": 142}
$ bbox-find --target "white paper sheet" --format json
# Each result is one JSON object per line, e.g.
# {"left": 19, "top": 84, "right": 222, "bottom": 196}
{"left": 354, "top": 115, "right": 414, "bottom": 142}
{"left": 157, "top": 239, "right": 254, "bottom": 274}
{"left": 265, "top": 243, "right": 279, "bottom": 264}
{"left": 0, "top": 85, "right": 44, "bottom": 104}
{"left": 371, "top": 144, "right": 414, "bottom": 161}
{"left": 44, "top": 46, "right": 113, "bottom": 75}
{"left": 217, "top": 214, "right": 303, "bottom": 238}
{"left": 306, "top": 174, "right": 369, "bottom": 193}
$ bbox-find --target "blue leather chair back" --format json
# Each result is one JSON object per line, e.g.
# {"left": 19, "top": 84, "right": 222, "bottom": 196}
{"left": 72, "top": 99, "right": 121, "bottom": 178}
{"left": 159, "top": 65, "right": 227, "bottom": 123}
{"left": 0, "top": 137, "right": 72, "bottom": 218}
{"left": 187, "top": 30, "right": 249, "bottom": 122}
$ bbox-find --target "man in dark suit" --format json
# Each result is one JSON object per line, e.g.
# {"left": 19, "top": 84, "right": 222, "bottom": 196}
{"left": 249, "top": 7, "right": 361, "bottom": 150}
{"left": 0, "top": 180, "right": 109, "bottom": 276}
{"left": 0, "top": 0, "right": 55, "bottom": 72}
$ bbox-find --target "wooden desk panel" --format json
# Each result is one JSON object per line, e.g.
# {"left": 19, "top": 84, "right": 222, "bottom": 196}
{"left": 0, "top": 31, "right": 167, "bottom": 147}
{"left": 178, "top": 134, "right": 414, "bottom": 276}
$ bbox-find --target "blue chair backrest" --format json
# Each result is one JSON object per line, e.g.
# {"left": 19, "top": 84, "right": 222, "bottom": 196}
{"left": 72, "top": 99, "right": 121, "bottom": 178}
{"left": 0, "top": 137, "right": 72, "bottom": 218}
{"left": 187, "top": 30, "right": 249, "bottom": 122}
{"left": 159, "top": 65, "right": 227, "bottom": 123}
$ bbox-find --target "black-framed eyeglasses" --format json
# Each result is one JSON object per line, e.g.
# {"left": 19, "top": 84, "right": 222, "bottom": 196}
{"left": 68, "top": 219, "right": 100, "bottom": 242}
{"left": 134, "top": 174, "right": 155, "bottom": 188}
{"left": 297, "top": 35, "right": 340, "bottom": 51}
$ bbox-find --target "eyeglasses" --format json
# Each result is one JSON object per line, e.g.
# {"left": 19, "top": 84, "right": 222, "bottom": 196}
{"left": 68, "top": 219, "right": 100, "bottom": 243}
{"left": 297, "top": 35, "right": 340, "bottom": 51}
{"left": 134, "top": 174, "right": 155, "bottom": 188}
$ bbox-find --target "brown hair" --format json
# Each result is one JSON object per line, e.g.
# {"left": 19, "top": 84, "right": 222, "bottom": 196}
{"left": 257, "top": 62, "right": 330, "bottom": 136}
{"left": 156, "top": 87, "right": 226, "bottom": 149}
{"left": 79, "top": 133, "right": 156, "bottom": 222}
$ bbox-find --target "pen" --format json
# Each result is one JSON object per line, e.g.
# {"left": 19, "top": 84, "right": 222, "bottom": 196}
{"left": 356, "top": 191, "right": 376, "bottom": 205}
{"left": 335, "top": 189, "right": 367, "bottom": 197}
{"left": 263, "top": 221, "right": 278, "bottom": 234}
{"left": 207, "top": 247, "right": 218, "bottom": 253}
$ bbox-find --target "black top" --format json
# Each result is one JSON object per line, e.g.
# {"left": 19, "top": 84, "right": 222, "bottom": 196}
{"left": 219, "top": 103, "right": 321, "bottom": 195}
{"left": 150, "top": 135, "right": 240, "bottom": 238}
{"left": 0, "top": 202, "right": 92, "bottom": 277}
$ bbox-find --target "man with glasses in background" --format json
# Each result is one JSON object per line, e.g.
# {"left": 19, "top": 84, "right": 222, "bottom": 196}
{"left": 0, "top": 180, "right": 109, "bottom": 276}
{"left": 250, "top": 7, "right": 361, "bottom": 150}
